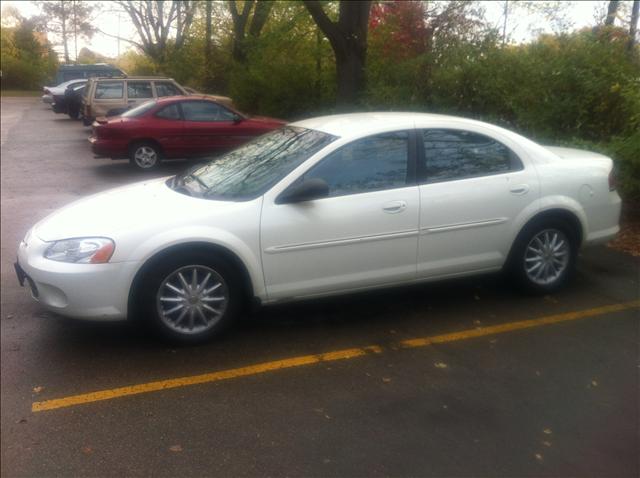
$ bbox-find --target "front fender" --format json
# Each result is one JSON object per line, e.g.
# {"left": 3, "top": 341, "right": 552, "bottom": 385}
{"left": 127, "top": 226, "right": 266, "bottom": 299}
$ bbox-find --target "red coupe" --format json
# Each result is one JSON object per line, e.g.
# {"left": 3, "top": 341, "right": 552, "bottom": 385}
{"left": 89, "top": 96, "right": 286, "bottom": 170}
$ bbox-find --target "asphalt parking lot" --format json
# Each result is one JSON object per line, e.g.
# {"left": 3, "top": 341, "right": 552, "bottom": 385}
{"left": 1, "top": 97, "right": 639, "bottom": 477}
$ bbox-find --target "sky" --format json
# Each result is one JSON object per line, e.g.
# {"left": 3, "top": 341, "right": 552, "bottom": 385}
{"left": 0, "top": 1, "right": 623, "bottom": 61}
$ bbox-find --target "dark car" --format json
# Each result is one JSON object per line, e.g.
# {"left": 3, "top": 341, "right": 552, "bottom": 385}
{"left": 89, "top": 96, "right": 286, "bottom": 170}
{"left": 52, "top": 83, "right": 86, "bottom": 119}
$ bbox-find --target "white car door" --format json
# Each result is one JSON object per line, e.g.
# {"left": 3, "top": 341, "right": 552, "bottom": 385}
{"left": 261, "top": 131, "right": 420, "bottom": 301}
{"left": 417, "top": 128, "right": 539, "bottom": 278}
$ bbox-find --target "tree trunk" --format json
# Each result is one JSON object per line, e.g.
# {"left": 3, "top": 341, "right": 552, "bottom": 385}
{"left": 60, "top": 0, "right": 69, "bottom": 63}
{"left": 605, "top": 0, "right": 619, "bottom": 26}
{"left": 304, "top": 0, "right": 372, "bottom": 107}
{"left": 630, "top": 0, "right": 639, "bottom": 49}
{"left": 205, "top": 0, "right": 212, "bottom": 64}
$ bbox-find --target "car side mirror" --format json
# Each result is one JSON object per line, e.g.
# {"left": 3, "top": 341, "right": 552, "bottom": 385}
{"left": 232, "top": 114, "right": 243, "bottom": 124}
{"left": 276, "top": 178, "right": 330, "bottom": 204}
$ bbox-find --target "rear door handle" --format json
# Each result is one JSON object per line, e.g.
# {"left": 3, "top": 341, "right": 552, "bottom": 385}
{"left": 382, "top": 200, "right": 407, "bottom": 213}
{"left": 510, "top": 184, "right": 530, "bottom": 195}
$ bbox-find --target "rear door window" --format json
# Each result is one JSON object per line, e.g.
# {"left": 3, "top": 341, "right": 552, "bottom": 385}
{"left": 94, "top": 81, "right": 124, "bottom": 99}
{"left": 127, "top": 81, "right": 153, "bottom": 99}
{"left": 421, "top": 129, "right": 522, "bottom": 182}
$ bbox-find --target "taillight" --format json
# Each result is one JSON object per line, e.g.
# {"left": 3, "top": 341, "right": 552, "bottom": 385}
{"left": 608, "top": 168, "right": 617, "bottom": 191}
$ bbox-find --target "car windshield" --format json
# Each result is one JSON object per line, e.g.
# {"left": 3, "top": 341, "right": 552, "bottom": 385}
{"left": 121, "top": 100, "right": 157, "bottom": 118}
{"left": 173, "top": 126, "right": 337, "bottom": 201}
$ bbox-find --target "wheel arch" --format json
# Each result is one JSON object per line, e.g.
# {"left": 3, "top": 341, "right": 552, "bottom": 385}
{"left": 506, "top": 207, "right": 584, "bottom": 268}
{"left": 127, "top": 241, "right": 257, "bottom": 320}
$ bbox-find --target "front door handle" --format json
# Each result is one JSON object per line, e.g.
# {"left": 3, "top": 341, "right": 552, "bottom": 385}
{"left": 383, "top": 200, "right": 407, "bottom": 213}
{"left": 510, "top": 184, "right": 530, "bottom": 195}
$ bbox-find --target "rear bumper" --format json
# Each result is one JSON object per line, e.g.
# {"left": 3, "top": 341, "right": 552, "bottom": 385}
{"left": 89, "top": 136, "right": 128, "bottom": 159}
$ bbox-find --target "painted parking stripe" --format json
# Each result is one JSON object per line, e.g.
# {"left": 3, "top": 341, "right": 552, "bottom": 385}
{"left": 32, "top": 300, "right": 639, "bottom": 413}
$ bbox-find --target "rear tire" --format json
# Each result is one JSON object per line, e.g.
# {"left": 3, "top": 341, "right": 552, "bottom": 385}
{"left": 508, "top": 219, "right": 577, "bottom": 294}
{"left": 129, "top": 141, "right": 162, "bottom": 171}
{"left": 136, "top": 252, "right": 243, "bottom": 344}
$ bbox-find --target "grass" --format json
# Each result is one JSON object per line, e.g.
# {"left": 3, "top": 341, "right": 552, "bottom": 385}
{"left": 0, "top": 90, "right": 41, "bottom": 97}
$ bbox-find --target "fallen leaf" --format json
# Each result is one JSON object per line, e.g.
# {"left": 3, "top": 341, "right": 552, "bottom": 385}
{"left": 434, "top": 362, "right": 448, "bottom": 369}
{"left": 591, "top": 380, "right": 598, "bottom": 387}
{"left": 542, "top": 441, "right": 552, "bottom": 447}
{"left": 169, "top": 445, "right": 183, "bottom": 453}
{"left": 6, "top": 314, "right": 14, "bottom": 320}
{"left": 32, "top": 386, "right": 44, "bottom": 394}
{"left": 382, "top": 377, "right": 392, "bottom": 383}
{"left": 473, "top": 320, "right": 482, "bottom": 325}
{"left": 535, "top": 371, "right": 541, "bottom": 377}
{"left": 543, "top": 428, "right": 552, "bottom": 435}
{"left": 16, "top": 418, "right": 27, "bottom": 424}
{"left": 535, "top": 453, "right": 543, "bottom": 461}
{"left": 442, "top": 404, "right": 448, "bottom": 409}
{"left": 81, "top": 446, "right": 93, "bottom": 454}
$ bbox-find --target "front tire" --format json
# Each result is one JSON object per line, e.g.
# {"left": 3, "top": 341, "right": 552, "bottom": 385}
{"left": 509, "top": 219, "right": 577, "bottom": 294}
{"left": 129, "top": 141, "right": 162, "bottom": 171}
{"left": 137, "top": 253, "right": 242, "bottom": 344}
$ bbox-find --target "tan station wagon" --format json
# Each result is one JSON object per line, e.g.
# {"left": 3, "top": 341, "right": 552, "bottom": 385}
{"left": 81, "top": 76, "right": 233, "bottom": 125}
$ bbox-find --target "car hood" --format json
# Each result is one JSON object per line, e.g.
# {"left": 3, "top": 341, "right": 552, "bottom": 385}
{"left": 32, "top": 177, "right": 234, "bottom": 242}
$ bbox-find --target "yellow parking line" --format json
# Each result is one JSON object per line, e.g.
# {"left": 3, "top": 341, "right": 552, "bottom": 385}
{"left": 32, "top": 300, "right": 639, "bottom": 413}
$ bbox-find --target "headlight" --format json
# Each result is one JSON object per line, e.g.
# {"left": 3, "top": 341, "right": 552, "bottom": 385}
{"left": 44, "top": 238, "right": 115, "bottom": 264}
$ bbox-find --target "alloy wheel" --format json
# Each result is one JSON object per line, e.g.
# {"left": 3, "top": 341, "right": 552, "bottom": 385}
{"left": 524, "top": 228, "right": 570, "bottom": 286}
{"left": 156, "top": 265, "right": 229, "bottom": 335}
{"left": 133, "top": 145, "right": 158, "bottom": 169}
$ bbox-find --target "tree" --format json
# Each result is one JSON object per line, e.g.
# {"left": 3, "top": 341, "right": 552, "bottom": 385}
{"left": 227, "top": 0, "right": 274, "bottom": 63}
{"left": 36, "top": 1, "right": 95, "bottom": 63}
{"left": 605, "top": 1, "right": 620, "bottom": 25}
{"left": 630, "top": 0, "right": 639, "bottom": 49}
{"left": 112, "top": 1, "right": 198, "bottom": 66}
{"left": 304, "top": 0, "right": 372, "bottom": 106}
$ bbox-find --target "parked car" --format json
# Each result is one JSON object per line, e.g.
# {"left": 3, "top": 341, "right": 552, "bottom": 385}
{"left": 81, "top": 76, "right": 233, "bottom": 125}
{"left": 42, "top": 78, "right": 87, "bottom": 104}
{"left": 89, "top": 96, "right": 285, "bottom": 170}
{"left": 15, "top": 113, "right": 621, "bottom": 343}
{"left": 51, "top": 83, "right": 86, "bottom": 119}
{"left": 53, "top": 63, "right": 124, "bottom": 84}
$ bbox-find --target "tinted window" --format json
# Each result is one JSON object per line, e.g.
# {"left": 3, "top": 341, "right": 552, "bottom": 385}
{"left": 178, "top": 127, "right": 336, "bottom": 200}
{"left": 127, "top": 81, "right": 153, "bottom": 99}
{"left": 155, "top": 82, "right": 183, "bottom": 97}
{"left": 182, "top": 101, "right": 236, "bottom": 122}
{"left": 304, "top": 132, "right": 409, "bottom": 197}
{"left": 95, "top": 81, "right": 123, "bottom": 99}
{"left": 422, "top": 129, "right": 521, "bottom": 182}
{"left": 155, "top": 103, "right": 181, "bottom": 120}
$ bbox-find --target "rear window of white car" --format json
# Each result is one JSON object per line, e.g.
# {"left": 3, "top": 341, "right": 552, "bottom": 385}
{"left": 95, "top": 81, "right": 124, "bottom": 99}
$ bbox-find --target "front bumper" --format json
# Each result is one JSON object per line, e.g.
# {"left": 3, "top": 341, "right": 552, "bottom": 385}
{"left": 16, "top": 232, "right": 138, "bottom": 321}
{"left": 42, "top": 94, "right": 53, "bottom": 104}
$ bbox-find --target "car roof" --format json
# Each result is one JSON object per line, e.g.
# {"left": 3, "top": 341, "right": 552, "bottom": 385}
{"left": 290, "top": 112, "right": 519, "bottom": 140}
{"left": 88, "top": 76, "right": 175, "bottom": 81}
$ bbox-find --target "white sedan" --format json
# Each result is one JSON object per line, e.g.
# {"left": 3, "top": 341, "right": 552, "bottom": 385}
{"left": 16, "top": 113, "right": 621, "bottom": 342}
